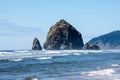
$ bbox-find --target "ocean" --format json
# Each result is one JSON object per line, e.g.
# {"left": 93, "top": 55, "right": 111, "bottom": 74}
{"left": 0, "top": 50, "right": 120, "bottom": 80}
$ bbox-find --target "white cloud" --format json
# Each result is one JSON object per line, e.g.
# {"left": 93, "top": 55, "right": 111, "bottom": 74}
{"left": 0, "top": 20, "right": 41, "bottom": 37}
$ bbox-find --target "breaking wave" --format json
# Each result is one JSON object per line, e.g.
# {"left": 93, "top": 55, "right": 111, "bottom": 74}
{"left": 0, "top": 49, "right": 120, "bottom": 80}
{"left": 0, "top": 50, "right": 104, "bottom": 60}
{"left": 81, "top": 68, "right": 116, "bottom": 76}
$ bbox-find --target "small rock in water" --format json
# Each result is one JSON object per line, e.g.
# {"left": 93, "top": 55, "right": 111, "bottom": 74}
{"left": 83, "top": 43, "right": 100, "bottom": 50}
{"left": 32, "top": 37, "right": 42, "bottom": 50}
{"left": 24, "top": 76, "right": 39, "bottom": 80}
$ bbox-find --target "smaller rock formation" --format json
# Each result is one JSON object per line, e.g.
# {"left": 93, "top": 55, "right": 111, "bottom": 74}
{"left": 24, "top": 76, "right": 39, "bottom": 80}
{"left": 83, "top": 43, "right": 100, "bottom": 50}
{"left": 32, "top": 37, "right": 42, "bottom": 50}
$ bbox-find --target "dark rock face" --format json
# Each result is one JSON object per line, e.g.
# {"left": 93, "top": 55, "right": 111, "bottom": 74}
{"left": 43, "top": 19, "right": 84, "bottom": 50}
{"left": 32, "top": 37, "right": 42, "bottom": 50}
{"left": 24, "top": 76, "right": 39, "bottom": 80}
{"left": 88, "top": 30, "right": 120, "bottom": 49}
{"left": 83, "top": 43, "right": 100, "bottom": 50}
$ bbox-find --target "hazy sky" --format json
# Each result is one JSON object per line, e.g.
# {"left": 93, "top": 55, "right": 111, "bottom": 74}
{"left": 0, "top": 0, "right": 120, "bottom": 50}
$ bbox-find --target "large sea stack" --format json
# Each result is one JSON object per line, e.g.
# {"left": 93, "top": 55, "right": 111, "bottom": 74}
{"left": 32, "top": 37, "right": 42, "bottom": 50}
{"left": 43, "top": 19, "right": 84, "bottom": 50}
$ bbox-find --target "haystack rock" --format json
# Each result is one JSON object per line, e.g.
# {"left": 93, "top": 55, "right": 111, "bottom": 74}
{"left": 43, "top": 19, "right": 84, "bottom": 50}
{"left": 32, "top": 37, "right": 42, "bottom": 50}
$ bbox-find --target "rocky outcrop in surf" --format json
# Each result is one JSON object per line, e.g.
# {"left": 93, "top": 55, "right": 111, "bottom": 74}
{"left": 83, "top": 43, "right": 100, "bottom": 50}
{"left": 32, "top": 37, "right": 42, "bottom": 50}
{"left": 43, "top": 19, "right": 84, "bottom": 50}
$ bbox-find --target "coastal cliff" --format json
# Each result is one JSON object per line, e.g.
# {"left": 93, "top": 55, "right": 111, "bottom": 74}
{"left": 88, "top": 30, "right": 120, "bottom": 49}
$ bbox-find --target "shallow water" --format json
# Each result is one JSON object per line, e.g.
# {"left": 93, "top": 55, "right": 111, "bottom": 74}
{"left": 0, "top": 50, "right": 120, "bottom": 80}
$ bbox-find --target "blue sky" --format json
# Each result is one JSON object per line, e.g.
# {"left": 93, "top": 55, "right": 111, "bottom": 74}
{"left": 0, "top": 0, "right": 120, "bottom": 50}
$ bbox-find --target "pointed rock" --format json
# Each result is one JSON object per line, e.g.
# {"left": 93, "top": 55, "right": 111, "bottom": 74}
{"left": 32, "top": 37, "right": 42, "bottom": 50}
{"left": 43, "top": 19, "right": 84, "bottom": 50}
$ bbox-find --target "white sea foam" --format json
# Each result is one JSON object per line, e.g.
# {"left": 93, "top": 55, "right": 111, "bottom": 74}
{"left": 43, "top": 50, "right": 103, "bottom": 54}
{"left": 32, "top": 78, "right": 39, "bottom": 80}
{"left": 44, "top": 50, "right": 62, "bottom": 54}
{"left": 36, "top": 57, "right": 52, "bottom": 60}
{"left": 15, "top": 50, "right": 29, "bottom": 53}
{"left": 9, "top": 58, "right": 22, "bottom": 61}
{"left": 96, "top": 67, "right": 100, "bottom": 69}
{"left": 0, "top": 52, "right": 14, "bottom": 56}
{"left": 103, "top": 49, "right": 120, "bottom": 53}
{"left": 73, "top": 53, "right": 81, "bottom": 55}
{"left": 0, "top": 52, "right": 4, "bottom": 56}
{"left": 111, "top": 64, "right": 119, "bottom": 67}
{"left": 82, "top": 68, "right": 115, "bottom": 76}
{"left": 0, "top": 49, "right": 119, "bottom": 61}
